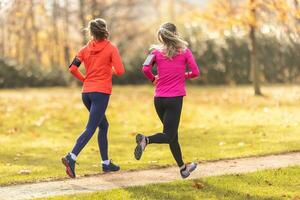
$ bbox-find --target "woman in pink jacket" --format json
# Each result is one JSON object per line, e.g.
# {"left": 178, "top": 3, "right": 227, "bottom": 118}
{"left": 134, "top": 22, "right": 200, "bottom": 178}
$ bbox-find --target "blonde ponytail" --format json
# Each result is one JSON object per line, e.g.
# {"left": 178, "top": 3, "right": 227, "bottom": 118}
{"left": 153, "top": 23, "right": 188, "bottom": 59}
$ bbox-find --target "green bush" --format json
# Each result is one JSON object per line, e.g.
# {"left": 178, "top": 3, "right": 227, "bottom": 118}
{"left": 0, "top": 58, "right": 68, "bottom": 88}
{"left": 1, "top": 34, "right": 300, "bottom": 88}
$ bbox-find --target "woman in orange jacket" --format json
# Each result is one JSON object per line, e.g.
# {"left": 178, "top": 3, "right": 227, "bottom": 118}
{"left": 62, "top": 18, "right": 125, "bottom": 178}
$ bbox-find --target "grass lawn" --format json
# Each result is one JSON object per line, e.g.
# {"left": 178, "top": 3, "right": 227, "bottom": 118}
{"left": 1, "top": 85, "right": 300, "bottom": 185}
{"left": 40, "top": 166, "right": 300, "bottom": 200}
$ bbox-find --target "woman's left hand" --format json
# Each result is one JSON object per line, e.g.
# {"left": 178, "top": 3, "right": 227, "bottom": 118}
{"left": 153, "top": 75, "right": 159, "bottom": 86}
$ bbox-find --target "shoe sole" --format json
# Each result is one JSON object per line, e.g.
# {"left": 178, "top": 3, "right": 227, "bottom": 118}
{"left": 61, "top": 157, "right": 75, "bottom": 178}
{"left": 181, "top": 172, "right": 190, "bottom": 179}
{"left": 134, "top": 134, "right": 144, "bottom": 160}
{"left": 103, "top": 167, "right": 120, "bottom": 173}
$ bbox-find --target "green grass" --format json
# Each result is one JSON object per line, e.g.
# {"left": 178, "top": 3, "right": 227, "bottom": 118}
{"left": 41, "top": 166, "right": 300, "bottom": 200}
{"left": 1, "top": 85, "right": 300, "bottom": 185}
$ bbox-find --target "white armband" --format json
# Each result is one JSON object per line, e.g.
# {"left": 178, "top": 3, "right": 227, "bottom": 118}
{"left": 143, "top": 54, "right": 155, "bottom": 66}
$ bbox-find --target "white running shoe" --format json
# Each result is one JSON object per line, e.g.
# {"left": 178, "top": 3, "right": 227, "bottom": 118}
{"left": 180, "top": 162, "right": 197, "bottom": 179}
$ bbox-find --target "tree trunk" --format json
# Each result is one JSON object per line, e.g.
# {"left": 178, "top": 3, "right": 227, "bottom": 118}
{"left": 294, "top": 0, "right": 300, "bottom": 24}
{"left": 64, "top": 0, "right": 70, "bottom": 66}
{"left": 0, "top": 20, "right": 4, "bottom": 57}
{"left": 79, "top": 0, "right": 88, "bottom": 45}
{"left": 295, "top": 0, "right": 299, "bottom": 8}
{"left": 0, "top": 2, "right": 4, "bottom": 57}
{"left": 29, "top": 0, "right": 41, "bottom": 64}
{"left": 154, "top": 0, "right": 162, "bottom": 23}
{"left": 91, "top": 0, "right": 98, "bottom": 18}
{"left": 51, "top": 0, "right": 59, "bottom": 66}
{"left": 249, "top": 0, "right": 262, "bottom": 96}
{"left": 169, "top": 0, "right": 175, "bottom": 22}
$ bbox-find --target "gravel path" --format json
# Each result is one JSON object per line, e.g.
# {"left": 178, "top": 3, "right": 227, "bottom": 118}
{"left": 1, "top": 152, "right": 300, "bottom": 200}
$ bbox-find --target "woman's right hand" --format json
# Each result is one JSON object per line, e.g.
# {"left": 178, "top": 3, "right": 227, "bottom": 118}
{"left": 153, "top": 75, "right": 159, "bottom": 86}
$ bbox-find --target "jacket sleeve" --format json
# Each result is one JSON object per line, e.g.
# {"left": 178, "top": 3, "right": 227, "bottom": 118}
{"left": 69, "top": 64, "right": 85, "bottom": 82}
{"left": 185, "top": 48, "right": 200, "bottom": 79}
{"left": 111, "top": 46, "right": 125, "bottom": 76}
{"left": 68, "top": 47, "right": 86, "bottom": 82}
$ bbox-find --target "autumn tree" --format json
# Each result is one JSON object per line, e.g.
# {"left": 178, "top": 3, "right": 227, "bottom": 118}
{"left": 201, "top": 0, "right": 300, "bottom": 95}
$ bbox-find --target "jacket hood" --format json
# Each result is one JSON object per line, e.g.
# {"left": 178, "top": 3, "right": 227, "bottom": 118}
{"left": 87, "top": 39, "right": 110, "bottom": 53}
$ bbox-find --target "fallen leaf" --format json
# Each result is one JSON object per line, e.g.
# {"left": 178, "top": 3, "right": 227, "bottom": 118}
{"left": 265, "top": 180, "right": 272, "bottom": 186}
{"left": 90, "top": 147, "right": 97, "bottom": 152}
{"left": 148, "top": 161, "right": 158, "bottom": 163}
{"left": 18, "top": 169, "right": 31, "bottom": 175}
{"left": 192, "top": 181, "right": 204, "bottom": 190}
{"left": 130, "top": 132, "right": 136, "bottom": 136}
{"left": 7, "top": 128, "right": 18, "bottom": 134}
{"left": 263, "top": 107, "right": 269, "bottom": 113}
{"left": 33, "top": 116, "right": 48, "bottom": 127}
{"left": 238, "top": 142, "right": 245, "bottom": 147}
{"left": 219, "top": 141, "right": 225, "bottom": 146}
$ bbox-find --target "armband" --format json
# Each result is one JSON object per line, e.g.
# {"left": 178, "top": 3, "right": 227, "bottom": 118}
{"left": 69, "top": 57, "right": 81, "bottom": 68}
{"left": 143, "top": 54, "right": 155, "bottom": 66}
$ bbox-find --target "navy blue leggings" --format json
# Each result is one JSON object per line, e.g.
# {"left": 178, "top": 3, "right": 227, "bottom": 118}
{"left": 72, "top": 92, "right": 110, "bottom": 161}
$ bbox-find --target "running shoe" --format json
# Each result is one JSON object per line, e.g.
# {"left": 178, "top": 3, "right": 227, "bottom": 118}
{"left": 134, "top": 134, "right": 147, "bottom": 160}
{"left": 61, "top": 153, "right": 76, "bottom": 178}
{"left": 180, "top": 162, "right": 197, "bottom": 179}
{"left": 102, "top": 160, "right": 120, "bottom": 172}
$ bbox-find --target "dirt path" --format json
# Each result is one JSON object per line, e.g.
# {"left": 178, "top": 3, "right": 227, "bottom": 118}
{"left": 1, "top": 152, "right": 300, "bottom": 200}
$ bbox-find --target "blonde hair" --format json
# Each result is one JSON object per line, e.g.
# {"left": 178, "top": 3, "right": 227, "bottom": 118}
{"left": 86, "top": 18, "right": 109, "bottom": 40}
{"left": 153, "top": 22, "right": 188, "bottom": 58}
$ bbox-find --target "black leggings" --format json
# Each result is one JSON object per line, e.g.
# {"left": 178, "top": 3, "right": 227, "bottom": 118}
{"left": 148, "top": 96, "right": 184, "bottom": 167}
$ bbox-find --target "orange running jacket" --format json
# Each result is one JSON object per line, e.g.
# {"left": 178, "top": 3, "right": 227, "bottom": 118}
{"left": 69, "top": 39, "right": 125, "bottom": 94}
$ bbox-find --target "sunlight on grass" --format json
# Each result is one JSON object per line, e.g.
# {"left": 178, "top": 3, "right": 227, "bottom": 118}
{"left": 41, "top": 166, "right": 300, "bottom": 200}
{"left": 1, "top": 85, "right": 300, "bottom": 185}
